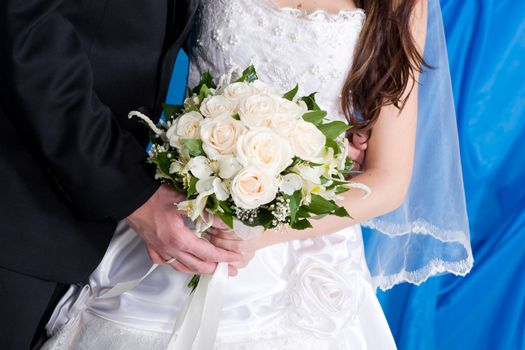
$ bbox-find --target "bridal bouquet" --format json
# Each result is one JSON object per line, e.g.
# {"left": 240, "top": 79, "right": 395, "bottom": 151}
{"left": 130, "top": 66, "right": 366, "bottom": 247}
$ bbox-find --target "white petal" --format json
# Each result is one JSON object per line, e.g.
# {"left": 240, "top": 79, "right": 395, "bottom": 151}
{"left": 196, "top": 177, "right": 214, "bottom": 194}
{"left": 187, "top": 156, "right": 214, "bottom": 179}
{"left": 280, "top": 173, "right": 303, "bottom": 195}
{"left": 212, "top": 178, "right": 230, "bottom": 201}
{"left": 218, "top": 157, "right": 242, "bottom": 179}
{"left": 169, "top": 161, "right": 184, "bottom": 174}
{"left": 193, "top": 193, "right": 211, "bottom": 221}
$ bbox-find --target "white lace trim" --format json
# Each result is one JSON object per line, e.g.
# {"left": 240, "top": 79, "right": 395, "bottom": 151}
{"left": 260, "top": 0, "right": 366, "bottom": 23}
{"left": 362, "top": 218, "right": 474, "bottom": 291}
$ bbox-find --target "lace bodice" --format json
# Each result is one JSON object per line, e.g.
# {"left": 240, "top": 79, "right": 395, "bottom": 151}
{"left": 188, "top": 0, "right": 365, "bottom": 120}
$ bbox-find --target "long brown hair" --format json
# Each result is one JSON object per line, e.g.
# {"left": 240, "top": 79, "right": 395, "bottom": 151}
{"left": 343, "top": 0, "right": 426, "bottom": 135}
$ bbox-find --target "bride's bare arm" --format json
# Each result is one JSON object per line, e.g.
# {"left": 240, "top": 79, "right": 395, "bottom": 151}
{"left": 205, "top": 1, "right": 428, "bottom": 261}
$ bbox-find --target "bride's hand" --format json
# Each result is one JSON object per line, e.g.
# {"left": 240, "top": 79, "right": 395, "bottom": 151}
{"left": 203, "top": 221, "right": 271, "bottom": 269}
{"left": 347, "top": 132, "right": 368, "bottom": 172}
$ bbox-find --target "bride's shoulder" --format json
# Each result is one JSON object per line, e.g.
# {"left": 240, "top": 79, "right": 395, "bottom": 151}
{"left": 409, "top": 0, "right": 428, "bottom": 52}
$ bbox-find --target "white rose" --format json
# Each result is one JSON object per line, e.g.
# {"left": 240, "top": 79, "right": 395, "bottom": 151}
{"left": 222, "top": 82, "right": 255, "bottom": 105}
{"left": 250, "top": 80, "right": 280, "bottom": 96}
{"left": 166, "top": 111, "right": 204, "bottom": 148}
{"left": 289, "top": 120, "right": 326, "bottom": 162}
{"left": 260, "top": 97, "right": 306, "bottom": 136}
{"left": 275, "top": 98, "right": 307, "bottom": 120}
{"left": 238, "top": 94, "right": 278, "bottom": 128}
{"left": 288, "top": 257, "right": 364, "bottom": 336}
{"left": 236, "top": 127, "right": 294, "bottom": 176}
{"left": 200, "top": 113, "right": 246, "bottom": 160}
{"left": 230, "top": 166, "right": 278, "bottom": 209}
{"left": 200, "top": 95, "right": 236, "bottom": 118}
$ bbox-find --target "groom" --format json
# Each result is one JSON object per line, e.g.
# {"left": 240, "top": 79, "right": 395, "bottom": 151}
{"left": 0, "top": 1, "right": 247, "bottom": 349}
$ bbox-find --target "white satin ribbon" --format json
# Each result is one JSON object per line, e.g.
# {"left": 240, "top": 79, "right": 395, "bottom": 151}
{"left": 167, "top": 262, "right": 229, "bottom": 349}
{"left": 97, "top": 261, "right": 229, "bottom": 350}
{"left": 99, "top": 263, "right": 161, "bottom": 299}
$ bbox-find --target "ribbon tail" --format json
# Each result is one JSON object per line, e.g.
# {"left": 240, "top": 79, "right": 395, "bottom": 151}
{"left": 167, "top": 262, "right": 229, "bottom": 350}
{"left": 98, "top": 264, "right": 160, "bottom": 299}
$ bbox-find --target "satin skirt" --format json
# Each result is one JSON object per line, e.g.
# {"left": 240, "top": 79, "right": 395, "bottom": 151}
{"left": 43, "top": 222, "right": 396, "bottom": 349}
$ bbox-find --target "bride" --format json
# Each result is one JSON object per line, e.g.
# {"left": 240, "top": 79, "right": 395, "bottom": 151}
{"left": 43, "top": 0, "right": 472, "bottom": 349}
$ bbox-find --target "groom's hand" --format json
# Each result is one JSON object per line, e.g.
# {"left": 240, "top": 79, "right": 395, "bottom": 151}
{"left": 125, "top": 184, "right": 242, "bottom": 276}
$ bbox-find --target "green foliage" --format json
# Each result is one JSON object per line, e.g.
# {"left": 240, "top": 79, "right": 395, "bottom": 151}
{"left": 341, "top": 157, "right": 354, "bottom": 177}
{"left": 162, "top": 103, "right": 183, "bottom": 121}
{"left": 300, "top": 93, "right": 321, "bottom": 111}
{"left": 183, "top": 139, "right": 205, "bottom": 157}
{"left": 308, "top": 194, "right": 341, "bottom": 215}
{"left": 318, "top": 121, "right": 352, "bottom": 140}
{"left": 302, "top": 110, "right": 327, "bottom": 125}
{"left": 187, "top": 176, "right": 198, "bottom": 198}
{"left": 291, "top": 219, "right": 313, "bottom": 230}
{"left": 284, "top": 190, "right": 302, "bottom": 223}
{"left": 191, "top": 71, "right": 216, "bottom": 94}
{"left": 283, "top": 84, "right": 299, "bottom": 101}
{"left": 235, "top": 65, "right": 259, "bottom": 83}
{"left": 148, "top": 152, "right": 175, "bottom": 180}
{"left": 214, "top": 209, "right": 234, "bottom": 229}
{"left": 325, "top": 139, "right": 341, "bottom": 155}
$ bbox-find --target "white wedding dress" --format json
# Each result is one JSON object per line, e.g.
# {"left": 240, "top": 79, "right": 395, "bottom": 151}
{"left": 43, "top": 1, "right": 397, "bottom": 349}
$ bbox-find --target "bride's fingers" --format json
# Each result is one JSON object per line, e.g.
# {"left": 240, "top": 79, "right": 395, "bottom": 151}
{"left": 205, "top": 228, "right": 240, "bottom": 240}
{"left": 173, "top": 250, "right": 239, "bottom": 276}
{"left": 352, "top": 132, "right": 368, "bottom": 150}
{"left": 203, "top": 234, "right": 246, "bottom": 255}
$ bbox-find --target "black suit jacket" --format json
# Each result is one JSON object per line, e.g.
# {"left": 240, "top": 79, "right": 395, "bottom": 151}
{"left": 0, "top": 0, "right": 199, "bottom": 284}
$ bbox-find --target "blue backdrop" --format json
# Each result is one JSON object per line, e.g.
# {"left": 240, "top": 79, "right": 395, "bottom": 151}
{"left": 166, "top": 1, "right": 525, "bottom": 348}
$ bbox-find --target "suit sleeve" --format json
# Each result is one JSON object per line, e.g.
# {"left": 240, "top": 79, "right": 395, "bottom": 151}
{"left": 0, "top": 0, "right": 159, "bottom": 221}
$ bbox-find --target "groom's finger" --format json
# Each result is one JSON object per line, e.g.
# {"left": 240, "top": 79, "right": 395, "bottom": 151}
{"left": 146, "top": 246, "right": 166, "bottom": 265}
{"left": 169, "top": 259, "right": 192, "bottom": 274}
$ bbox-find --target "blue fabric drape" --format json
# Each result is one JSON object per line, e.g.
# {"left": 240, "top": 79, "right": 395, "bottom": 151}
{"left": 377, "top": 1, "right": 525, "bottom": 349}
{"left": 167, "top": 0, "right": 525, "bottom": 348}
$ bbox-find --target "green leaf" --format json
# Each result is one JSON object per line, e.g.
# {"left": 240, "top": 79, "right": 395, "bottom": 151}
{"left": 235, "top": 65, "right": 258, "bottom": 83}
{"left": 162, "top": 103, "right": 181, "bottom": 120}
{"left": 218, "top": 200, "right": 234, "bottom": 215}
{"left": 187, "top": 275, "right": 200, "bottom": 291}
{"left": 147, "top": 151, "right": 175, "bottom": 180}
{"left": 283, "top": 84, "right": 299, "bottom": 101}
{"left": 191, "top": 71, "right": 216, "bottom": 94}
{"left": 284, "top": 190, "right": 302, "bottom": 223}
{"left": 325, "top": 139, "right": 341, "bottom": 155}
{"left": 308, "top": 194, "right": 339, "bottom": 215}
{"left": 335, "top": 186, "right": 350, "bottom": 194}
{"left": 302, "top": 110, "right": 327, "bottom": 125}
{"left": 325, "top": 178, "right": 350, "bottom": 190}
{"left": 183, "top": 139, "right": 205, "bottom": 157}
{"left": 341, "top": 157, "right": 354, "bottom": 177}
{"left": 214, "top": 209, "right": 234, "bottom": 229}
{"left": 198, "top": 84, "right": 211, "bottom": 101}
{"left": 300, "top": 93, "right": 321, "bottom": 111}
{"left": 291, "top": 219, "right": 313, "bottom": 230}
{"left": 318, "top": 121, "right": 352, "bottom": 140}
{"left": 241, "top": 208, "right": 273, "bottom": 229}
{"left": 333, "top": 206, "right": 351, "bottom": 218}
{"left": 187, "top": 176, "right": 198, "bottom": 198}
{"left": 296, "top": 206, "right": 311, "bottom": 219}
